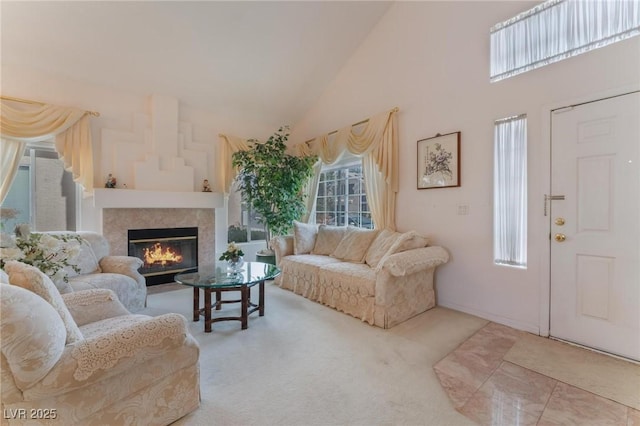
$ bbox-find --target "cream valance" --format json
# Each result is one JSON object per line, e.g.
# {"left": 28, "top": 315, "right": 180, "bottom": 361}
{"left": 295, "top": 107, "right": 399, "bottom": 230}
{"left": 0, "top": 101, "right": 95, "bottom": 202}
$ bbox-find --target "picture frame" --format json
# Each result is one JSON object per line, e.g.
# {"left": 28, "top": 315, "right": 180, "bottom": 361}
{"left": 417, "top": 131, "right": 461, "bottom": 189}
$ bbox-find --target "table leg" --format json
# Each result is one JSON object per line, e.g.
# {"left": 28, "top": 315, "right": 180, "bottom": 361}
{"left": 215, "top": 290, "right": 221, "bottom": 310}
{"left": 241, "top": 286, "right": 249, "bottom": 330}
{"left": 193, "top": 287, "right": 199, "bottom": 322}
{"left": 259, "top": 280, "right": 265, "bottom": 316}
{"left": 204, "top": 288, "right": 212, "bottom": 333}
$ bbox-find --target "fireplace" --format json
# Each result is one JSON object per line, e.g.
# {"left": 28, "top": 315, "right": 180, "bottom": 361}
{"left": 128, "top": 227, "right": 198, "bottom": 286}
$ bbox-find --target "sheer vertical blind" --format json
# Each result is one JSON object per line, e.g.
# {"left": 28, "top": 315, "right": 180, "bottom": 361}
{"left": 494, "top": 115, "right": 527, "bottom": 268}
{"left": 490, "top": 0, "right": 640, "bottom": 82}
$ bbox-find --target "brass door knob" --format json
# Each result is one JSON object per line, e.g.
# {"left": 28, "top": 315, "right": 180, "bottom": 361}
{"left": 555, "top": 217, "right": 565, "bottom": 226}
{"left": 554, "top": 233, "right": 566, "bottom": 242}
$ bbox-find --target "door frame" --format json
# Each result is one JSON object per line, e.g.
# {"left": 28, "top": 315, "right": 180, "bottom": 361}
{"left": 538, "top": 84, "right": 640, "bottom": 338}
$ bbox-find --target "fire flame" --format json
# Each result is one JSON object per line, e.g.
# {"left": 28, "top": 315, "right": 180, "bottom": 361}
{"left": 143, "top": 243, "right": 183, "bottom": 266}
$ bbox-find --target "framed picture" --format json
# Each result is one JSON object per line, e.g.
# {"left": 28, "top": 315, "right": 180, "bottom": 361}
{"left": 417, "top": 131, "right": 460, "bottom": 189}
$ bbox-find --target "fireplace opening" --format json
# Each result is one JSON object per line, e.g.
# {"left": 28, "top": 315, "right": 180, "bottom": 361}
{"left": 128, "top": 227, "right": 198, "bottom": 286}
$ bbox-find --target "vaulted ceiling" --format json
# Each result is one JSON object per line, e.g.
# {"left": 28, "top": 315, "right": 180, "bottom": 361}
{"left": 1, "top": 1, "right": 392, "bottom": 127}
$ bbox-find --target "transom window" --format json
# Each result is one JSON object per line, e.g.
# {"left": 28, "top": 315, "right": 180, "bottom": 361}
{"left": 315, "top": 163, "right": 373, "bottom": 229}
{"left": 490, "top": 0, "right": 640, "bottom": 82}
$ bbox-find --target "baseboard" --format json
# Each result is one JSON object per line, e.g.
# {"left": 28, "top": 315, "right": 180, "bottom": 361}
{"left": 437, "top": 300, "right": 540, "bottom": 335}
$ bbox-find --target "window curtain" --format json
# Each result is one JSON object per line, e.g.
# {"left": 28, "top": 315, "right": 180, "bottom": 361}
{"left": 217, "top": 134, "right": 250, "bottom": 193}
{"left": 0, "top": 139, "right": 27, "bottom": 204}
{"left": 490, "top": 0, "right": 640, "bottom": 82}
{"left": 295, "top": 108, "right": 399, "bottom": 231}
{"left": 0, "top": 101, "right": 95, "bottom": 202}
{"left": 494, "top": 114, "right": 527, "bottom": 267}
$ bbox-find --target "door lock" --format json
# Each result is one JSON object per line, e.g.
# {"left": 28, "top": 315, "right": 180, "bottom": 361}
{"left": 544, "top": 194, "right": 566, "bottom": 216}
{"left": 554, "top": 233, "right": 566, "bottom": 242}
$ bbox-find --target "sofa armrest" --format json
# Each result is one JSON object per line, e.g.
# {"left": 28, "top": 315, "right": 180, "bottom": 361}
{"left": 379, "top": 246, "right": 449, "bottom": 277}
{"left": 62, "top": 289, "right": 130, "bottom": 326}
{"left": 271, "top": 236, "right": 294, "bottom": 266}
{"left": 23, "top": 314, "right": 194, "bottom": 400}
{"left": 70, "top": 313, "right": 189, "bottom": 381}
{"left": 99, "top": 255, "right": 145, "bottom": 286}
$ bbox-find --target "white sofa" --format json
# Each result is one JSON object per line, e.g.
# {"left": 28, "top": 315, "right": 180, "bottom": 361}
{"left": 0, "top": 263, "right": 200, "bottom": 426}
{"left": 271, "top": 223, "right": 449, "bottom": 329}
{"left": 2, "top": 231, "right": 147, "bottom": 312}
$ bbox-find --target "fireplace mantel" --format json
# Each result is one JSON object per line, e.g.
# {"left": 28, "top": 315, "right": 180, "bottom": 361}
{"left": 94, "top": 188, "right": 224, "bottom": 209}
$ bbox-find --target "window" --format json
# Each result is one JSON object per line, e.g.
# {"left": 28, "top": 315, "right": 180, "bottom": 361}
{"left": 494, "top": 115, "right": 527, "bottom": 268}
{"left": 315, "top": 163, "right": 373, "bottom": 229}
{"left": 490, "top": 0, "right": 640, "bottom": 82}
{"left": 1, "top": 145, "right": 78, "bottom": 232}
{"left": 227, "top": 180, "right": 266, "bottom": 243}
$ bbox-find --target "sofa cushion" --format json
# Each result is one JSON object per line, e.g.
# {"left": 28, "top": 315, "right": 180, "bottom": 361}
{"left": 318, "top": 262, "right": 377, "bottom": 297}
{"left": 293, "top": 221, "right": 318, "bottom": 255}
{"left": 311, "top": 225, "right": 347, "bottom": 255}
{"left": 4, "top": 260, "right": 84, "bottom": 345}
{"left": 331, "top": 227, "right": 379, "bottom": 263}
{"left": 65, "top": 237, "right": 101, "bottom": 277}
{"left": 278, "top": 254, "right": 342, "bottom": 298}
{"left": 68, "top": 273, "right": 141, "bottom": 313}
{"left": 365, "top": 229, "right": 401, "bottom": 268}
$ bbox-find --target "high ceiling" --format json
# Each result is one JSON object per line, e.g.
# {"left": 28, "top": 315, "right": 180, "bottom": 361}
{"left": 1, "top": 1, "right": 392, "bottom": 126}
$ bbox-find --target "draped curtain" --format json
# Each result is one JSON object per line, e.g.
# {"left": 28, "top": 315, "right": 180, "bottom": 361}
{"left": 295, "top": 108, "right": 398, "bottom": 231}
{"left": 217, "top": 134, "right": 250, "bottom": 194}
{"left": 0, "top": 101, "right": 95, "bottom": 202}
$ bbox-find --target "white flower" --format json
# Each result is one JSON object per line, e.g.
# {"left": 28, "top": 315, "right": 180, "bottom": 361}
{"left": 39, "top": 234, "right": 63, "bottom": 251}
{"left": 0, "top": 247, "right": 24, "bottom": 261}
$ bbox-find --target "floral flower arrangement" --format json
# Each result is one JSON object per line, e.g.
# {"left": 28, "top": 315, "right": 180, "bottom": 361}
{"left": 219, "top": 242, "right": 244, "bottom": 261}
{"left": 0, "top": 225, "right": 81, "bottom": 283}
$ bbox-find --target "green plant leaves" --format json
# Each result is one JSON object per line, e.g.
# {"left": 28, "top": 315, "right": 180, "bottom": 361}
{"left": 232, "top": 126, "right": 316, "bottom": 239}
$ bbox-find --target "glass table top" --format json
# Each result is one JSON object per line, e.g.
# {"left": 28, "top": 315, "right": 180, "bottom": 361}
{"left": 174, "top": 261, "right": 281, "bottom": 289}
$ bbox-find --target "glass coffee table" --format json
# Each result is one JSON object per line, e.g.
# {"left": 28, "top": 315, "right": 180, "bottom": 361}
{"left": 175, "top": 261, "right": 280, "bottom": 332}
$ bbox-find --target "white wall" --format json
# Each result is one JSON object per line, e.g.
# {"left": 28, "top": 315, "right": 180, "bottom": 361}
{"left": 1, "top": 64, "right": 276, "bottom": 239}
{"left": 290, "top": 1, "right": 640, "bottom": 333}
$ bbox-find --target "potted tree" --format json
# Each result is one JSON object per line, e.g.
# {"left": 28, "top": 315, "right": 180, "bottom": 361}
{"left": 232, "top": 126, "right": 316, "bottom": 262}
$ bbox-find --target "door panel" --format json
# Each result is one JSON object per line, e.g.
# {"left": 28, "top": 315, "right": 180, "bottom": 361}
{"left": 550, "top": 92, "right": 640, "bottom": 361}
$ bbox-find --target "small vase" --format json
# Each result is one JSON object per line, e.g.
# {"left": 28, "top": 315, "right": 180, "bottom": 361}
{"left": 227, "top": 256, "right": 244, "bottom": 273}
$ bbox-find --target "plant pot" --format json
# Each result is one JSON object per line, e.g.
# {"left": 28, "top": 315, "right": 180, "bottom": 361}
{"left": 256, "top": 252, "right": 276, "bottom": 265}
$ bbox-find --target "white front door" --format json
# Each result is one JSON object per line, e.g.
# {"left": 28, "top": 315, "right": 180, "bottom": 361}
{"left": 550, "top": 91, "right": 640, "bottom": 361}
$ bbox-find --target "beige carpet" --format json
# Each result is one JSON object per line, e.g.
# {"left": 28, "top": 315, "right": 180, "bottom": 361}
{"left": 141, "top": 283, "right": 489, "bottom": 426}
{"left": 504, "top": 333, "right": 640, "bottom": 410}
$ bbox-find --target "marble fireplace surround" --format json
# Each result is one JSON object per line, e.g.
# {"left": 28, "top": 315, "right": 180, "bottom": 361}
{"left": 102, "top": 208, "right": 215, "bottom": 272}
{"left": 95, "top": 188, "right": 225, "bottom": 273}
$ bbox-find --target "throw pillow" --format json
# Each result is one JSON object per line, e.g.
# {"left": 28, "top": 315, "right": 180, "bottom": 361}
{"left": 1, "top": 284, "right": 67, "bottom": 388}
{"left": 293, "top": 221, "right": 318, "bottom": 255}
{"left": 311, "top": 225, "right": 347, "bottom": 256}
{"left": 365, "top": 229, "right": 401, "bottom": 268}
{"left": 392, "top": 230, "right": 429, "bottom": 253}
{"left": 4, "top": 260, "right": 84, "bottom": 345}
{"left": 331, "top": 227, "right": 379, "bottom": 263}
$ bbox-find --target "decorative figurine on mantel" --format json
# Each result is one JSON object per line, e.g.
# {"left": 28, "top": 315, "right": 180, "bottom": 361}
{"left": 202, "top": 179, "right": 212, "bottom": 192}
{"left": 105, "top": 174, "right": 117, "bottom": 188}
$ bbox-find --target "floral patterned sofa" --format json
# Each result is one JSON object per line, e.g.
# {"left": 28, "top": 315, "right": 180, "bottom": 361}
{"left": 1, "top": 230, "right": 147, "bottom": 312}
{"left": 271, "top": 222, "right": 449, "bottom": 329}
{"left": 0, "top": 261, "right": 200, "bottom": 425}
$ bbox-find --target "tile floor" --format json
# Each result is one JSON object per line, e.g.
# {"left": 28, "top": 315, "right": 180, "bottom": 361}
{"left": 434, "top": 323, "right": 640, "bottom": 425}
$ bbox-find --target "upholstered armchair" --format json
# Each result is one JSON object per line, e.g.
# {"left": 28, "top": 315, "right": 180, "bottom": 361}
{"left": 0, "top": 272, "right": 200, "bottom": 425}
{"left": 43, "top": 231, "right": 147, "bottom": 312}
